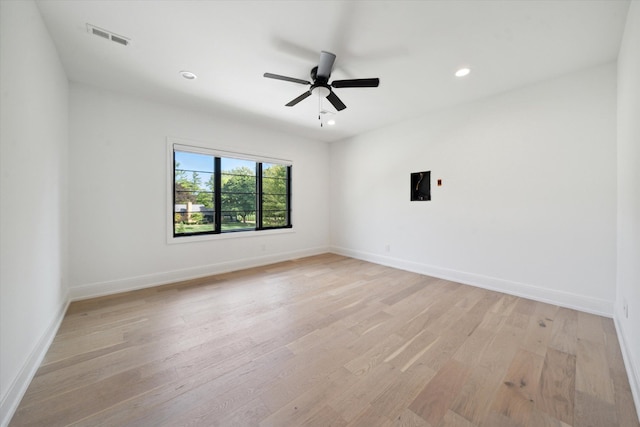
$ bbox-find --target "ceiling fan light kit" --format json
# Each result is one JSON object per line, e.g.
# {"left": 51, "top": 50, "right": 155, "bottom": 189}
{"left": 312, "top": 86, "right": 331, "bottom": 98}
{"left": 264, "top": 50, "right": 380, "bottom": 125}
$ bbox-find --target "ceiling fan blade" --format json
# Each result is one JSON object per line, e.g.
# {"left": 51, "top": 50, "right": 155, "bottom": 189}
{"left": 326, "top": 90, "right": 346, "bottom": 111}
{"left": 264, "top": 73, "right": 310, "bottom": 85}
{"left": 331, "top": 78, "right": 380, "bottom": 88}
{"left": 317, "top": 51, "right": 336, "bottom": 79}
{"left": 285, "top": 90, "right": 312, "bottom": 107}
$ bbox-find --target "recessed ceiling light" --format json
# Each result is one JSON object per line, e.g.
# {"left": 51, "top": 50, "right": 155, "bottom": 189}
{"left": 327, "top": 119, "right": 336, "bottom": 126}
{"left": 180, "top": 70, "right": 197, "bottom": 80}
{"left": 455, "top": 67, "right": 471, "bottom": 77}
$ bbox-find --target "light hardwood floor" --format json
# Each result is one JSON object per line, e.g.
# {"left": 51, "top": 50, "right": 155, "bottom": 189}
{"left": 10, "top": 254, "right": 639, "bottom": 426}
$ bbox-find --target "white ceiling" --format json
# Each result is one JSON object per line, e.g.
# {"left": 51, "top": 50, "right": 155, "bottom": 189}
{"left": 36, "top": 0, "right": 630, "bottom": 143}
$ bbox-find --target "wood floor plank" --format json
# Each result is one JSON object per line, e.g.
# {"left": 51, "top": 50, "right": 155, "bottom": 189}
{"left": 346, "top": 405, "right": 394, "bottom": 427}
{"left": 576, "top": 311, "right": 606, "bottom": 345}
{"left": 286, "top": 320, "right": 355, "bottom": 355}
{"left": 448, "top": 291, "right": 502, "bottom": 337}
{"left": 8, "top": 254, "right": 639, "bottom": 427}
{"left": 548, "top": 307, "right": 578, "bottom": 356}
{"left": 490, "top": 349, "right": 544, "bottom": 425}
{"left": 439, "top": 410, "right": 476, "bottom": 427}
{"left": 506, "top": 313, "right": 530, "bottom": 332}
{"left": 12, "top": 363, "right": 179, "bottom": 425}
{"left": 451, "top": 365, "right": 503, "bottom": 425}
{"left": 519, "top": 304, "right": 556, "bottom": 357}
{"left": 259, "top": 346, "right": 358, "bottom": 413}
{"left": 479, "top": 411, "right": 523, "bottom": 427}
{"left": 22, "top": 326, "right": 257, "bottom": 406}
{"left": 409, "top": 359, "right": 470, "bottom": 426}
{"left": 611, "top": 375, "right": 640, "bottom": 427}
{"left": 260, "top": 366, "right": 357, "bottom": 426}
{"left": 326, "top": 362, "right": 399, "bottom": 422}
{"left": 384, "top": 329, "right": 440, "bottom": 372}
{"left": 526, "top": 409, "right": 572, "bottom": 427}
{"left": 384, "top": 280, "right": 458, "bottom": 322}
{"left": 71, "top": 344, "right": 294, "bottom": 426}
{"left": 349, "top": 309, "right": 394, "bottom": 336}
{"left": 420, "top": 329, "right": 469, "bottom": 372}
{"left": 370, "top": 361, "right": 436, "bottom": 420}
{"left": 394, "top": 408, "right": 433, "bottom": 427}
{"left": 382, "top": 280, "right": 433, "bottom": 306}
{"left": 213, "top": 397, "right": 272, "bottom": 427}
{"left": 451, "top": 324, "right": 525, "bottom": 425}
{"left": 535, "top": 348, "right": 576, "bottom": 426}
{"left": 574, "top": 390, "right": 618, "bottom": 427}
{"left": 575, "top": 337, "right": 615, "bottom": 403}
{"left": 305, "top": 404, "right": 350, "bottom": 427}
{"left": 344, "top": 333, "right": 405, "bottom": 376}
{"left": 452, "top": 328, "right": 494, "bottom": 367}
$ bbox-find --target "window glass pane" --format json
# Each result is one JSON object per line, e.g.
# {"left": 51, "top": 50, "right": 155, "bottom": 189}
{"left": 262, "top": 163, "right": 289, "bottom": 228}
{"left": 174, "top": 151, "right": 215, "bottom": 235}
{"left": 221, "top": 158, "right": 256, "bottom": 232}
{"left": 262, "top": 211, "right": 288, "bottom": 228}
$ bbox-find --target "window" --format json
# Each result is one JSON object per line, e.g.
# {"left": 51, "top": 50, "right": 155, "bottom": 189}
{"left": 173, "top": 145, "right": 291, "bottom": 237}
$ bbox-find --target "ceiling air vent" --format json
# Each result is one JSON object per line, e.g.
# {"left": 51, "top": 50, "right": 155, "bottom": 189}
{"left": 87, "top": 24, "right": 130, "bottom": 46}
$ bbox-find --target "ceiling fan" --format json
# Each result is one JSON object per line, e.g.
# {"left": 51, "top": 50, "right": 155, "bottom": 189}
{"left": 264, "top": 51, "right": 380, "bottom": 112}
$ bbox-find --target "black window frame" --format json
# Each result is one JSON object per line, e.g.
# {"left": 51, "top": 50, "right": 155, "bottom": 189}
{"left": 173, "top": 148, "right": 292, "bottom": 238}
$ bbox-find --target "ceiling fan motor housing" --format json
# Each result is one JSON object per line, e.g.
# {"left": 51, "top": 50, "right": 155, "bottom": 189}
{"left": 311, "top": 66, "right": 328, "bottom": 84}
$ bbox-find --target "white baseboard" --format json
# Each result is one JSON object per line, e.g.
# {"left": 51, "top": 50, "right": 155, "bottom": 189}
{"left": 614, "top": 315, "right": 640, "bottom": 422}
{"left": 330, "top": 246, "right": 614, "bottom": 317}
{"left": 69, "top": 246, "right": 330, "bottom": 301}
{"left": 0, "top": 296, "right": 70, "bottom": 427}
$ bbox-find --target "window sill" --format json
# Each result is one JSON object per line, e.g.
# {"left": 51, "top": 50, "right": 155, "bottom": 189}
{"left": 167, "top": 227, "right": 295, "bottom": 245}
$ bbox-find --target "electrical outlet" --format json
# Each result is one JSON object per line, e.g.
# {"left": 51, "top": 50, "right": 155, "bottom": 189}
{"left": 385, "top": 244, "right": 391, "bottom": 252}
{"left": 623, "top": 299, "right": 629, "bottom": 318}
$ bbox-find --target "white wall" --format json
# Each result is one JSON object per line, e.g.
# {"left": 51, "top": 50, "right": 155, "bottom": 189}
{"left": 68, "top": 83, "right": 330, "bottom": 298}
{"left": 0, "top": 0, "right": 69, "bottom": 424}
{"left": 330, "top": 63, "right": 617, "bottom": 315}
{"left": 616, "top": 0, "right": 640, "bottom": 415}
